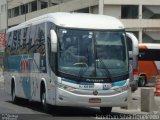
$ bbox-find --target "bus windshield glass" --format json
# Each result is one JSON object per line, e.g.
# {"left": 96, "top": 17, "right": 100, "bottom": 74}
{"left": 58, "top": 28, "right": 128, "bottom": 80}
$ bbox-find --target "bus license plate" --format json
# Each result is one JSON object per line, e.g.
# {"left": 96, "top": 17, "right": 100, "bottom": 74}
{"left": 89, "top": 98, "right": 101, "bottom": 103}
{"left": 79, "top": 85, "right": 94, "bottom": 89}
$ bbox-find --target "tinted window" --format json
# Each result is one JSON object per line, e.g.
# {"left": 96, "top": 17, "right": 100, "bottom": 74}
{"left": 26, "top": 27, "right": 31, "bottom": 53}
{"left": 35, "top": 23, "right": 45, "bottom": 55}
{"left": 28, "top": 25, "right": 37, "bottom": 53}
{"left": 6, "top": 32, "right": 13, "bottom": 55}
{"left": 17, "top": 29, "right": 21, "bottom": 54}
{"left": 20, "top": 28, "right": 28, "bottom": 54}
{"left": 126, "top": 35, "right": 133, "bottom": 51}
{"left": 11, "top": 30, "right": 17, "bottom": 54}
{"left": 138, "top": 49, "right": 160, "bottom": 61}
{"left": 6, "top": 24, "right": 46, "bottom": 56}
{"left": 6, "top": 33, "right": 10, "bottom": 55}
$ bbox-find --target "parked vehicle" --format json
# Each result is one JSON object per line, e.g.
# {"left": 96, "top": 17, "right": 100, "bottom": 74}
{"left": 138, "top": 43, "right": 160, "bottom": 87}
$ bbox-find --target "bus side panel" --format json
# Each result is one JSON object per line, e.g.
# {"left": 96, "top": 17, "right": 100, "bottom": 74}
{"left": 29, "top": 53, "right": 56, "bottom": 104}
{"left": 46, "top": 72, "right": 57, "bottom": 105}
{"left": 138, "top": 61, "right": 159, "bottom": 81}
{"left": 30, "top": 73, "right": 47, "bottom": 102}
{"left": 4, "top": 56, "right": 22, "bottom": 97}
{"left": 29, "top": 53, "right": 41, "bottom": 101}
{"left": 4, "top": 71, "right": 12, "bottom": 95}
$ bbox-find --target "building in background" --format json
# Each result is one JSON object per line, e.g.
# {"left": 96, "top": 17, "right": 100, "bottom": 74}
{"left": 2, "top": 0, "right": 160, "bottom": 44}
{"left": 0, "top": 0, "right": 7, "bottom": 67}
{"left": 0, "top": 0, "right": 7, "bottom": 52}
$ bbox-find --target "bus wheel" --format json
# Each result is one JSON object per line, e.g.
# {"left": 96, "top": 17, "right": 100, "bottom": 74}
{"left": 138, "top": 76, "right": 146, "bottom": 87}
{"left": 41, "top": 90, "right": 49, "bottom": 112}
{"left": 11, "top": 82, "right": 18, "bottom": 103}
{"left": 100, "top": 107, "right": 112, "bottom": 114}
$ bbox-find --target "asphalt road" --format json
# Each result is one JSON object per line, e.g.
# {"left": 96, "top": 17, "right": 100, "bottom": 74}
{"left": 0, "top": 81, "right": 148, "bottom": 120}
{"left": 0, "top": 82, "right": 97, "bottom": 120}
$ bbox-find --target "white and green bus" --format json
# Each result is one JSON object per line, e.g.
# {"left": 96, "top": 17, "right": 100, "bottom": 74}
{"left": 4, "top": 13, "right": 129, "bottom": 114}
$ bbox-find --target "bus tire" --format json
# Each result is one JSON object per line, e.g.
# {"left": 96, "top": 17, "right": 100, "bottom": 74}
{"left": 100, "top": 107, "right": 112, "bottom": 114}
{"left": 138, "top": 76, "right": 146, "bottom": 87}
{"left": 41, "top": 84, "right": 49, "bottom": 113}
{"left": 11, "top": 80, "right": 19, "bottom": 104}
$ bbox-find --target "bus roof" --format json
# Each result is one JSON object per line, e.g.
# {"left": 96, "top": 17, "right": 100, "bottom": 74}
{"left": 7, "top": 12, "right": 124, "bottom": 32}
{"left": 139, "top": 43, "right": 160, "bottom": 49}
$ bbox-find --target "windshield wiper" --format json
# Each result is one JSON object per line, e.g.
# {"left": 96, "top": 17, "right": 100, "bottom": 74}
{"left": 77, "top": 65, "right": 88, "bottom": 81}
{"left": 96, "top": 58, "right": 112, "bottom": 82}
{"left": 94, "top": 44, "right": 112, "bottom": 82}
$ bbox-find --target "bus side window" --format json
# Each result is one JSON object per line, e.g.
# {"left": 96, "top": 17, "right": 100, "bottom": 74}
{"left": 20, "top": 28, "right": 28, "bottom": 54}
{"left": 126, "top": 35, "right": 133, "bottom": 59}
{"left": 7, "top": 32, "right": 13, "bottom": 55}
{"left": 126, "top": 35, "right": 133, "bottom": 51}
{"left": 12, "top": 30, "right": 17, "bottom": 55}
{"left": 17, "top": 29, "right": 21, "bottom": 54}
{"left": 28, "top": 25, "right": 37, "bottom": 53}
{"left": 26, "top": 27, "right": 31, "bottom": 53}
{"left": 36, "top": 23, "right": 45, "bottom": 55}
{"left": 24, "top": 28, "right": 28, "bottom": 54}
{"left": 139, "top": 49, "right": 160, "bottom": 61}
{"left": 34, "top": 25, "right": 39, "bottom": 53}
{"left": 38, "top": 23, "right": 46, "bottom": 72}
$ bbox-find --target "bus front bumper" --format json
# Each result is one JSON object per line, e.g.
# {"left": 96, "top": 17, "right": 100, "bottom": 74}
{"left": 56, "top": 88, "right": 128, "bottom": 107}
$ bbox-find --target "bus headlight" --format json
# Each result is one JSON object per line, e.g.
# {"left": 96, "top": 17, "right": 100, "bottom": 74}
{"left": 111, "top": 85, "right": 128, "bottom": 93}
{"left": 58, "top": 83, "right": 76, "bottom": 92}
{"left": 121, "top": 85, "right": 129, "bottom": 91}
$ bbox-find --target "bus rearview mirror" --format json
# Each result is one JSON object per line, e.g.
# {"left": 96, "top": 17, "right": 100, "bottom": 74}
{"left": 50, "top": 30, "right": 57, "bottom": 52}
{"left": 129, "top": 51, "right": 133, "bottom": 58}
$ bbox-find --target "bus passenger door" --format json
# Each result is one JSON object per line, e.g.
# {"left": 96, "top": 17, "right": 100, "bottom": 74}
{"left": 29, "top": 53, "right": 41, "bottom": 101}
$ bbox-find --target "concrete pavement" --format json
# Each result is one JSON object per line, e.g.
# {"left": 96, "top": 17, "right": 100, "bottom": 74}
{"left": 118, "top": 87, "right": 160, "bottom": 115}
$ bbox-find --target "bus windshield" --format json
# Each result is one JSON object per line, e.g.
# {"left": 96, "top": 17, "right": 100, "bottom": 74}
{"left": 58, "top": 28, "right": 128, "bottom": 80}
